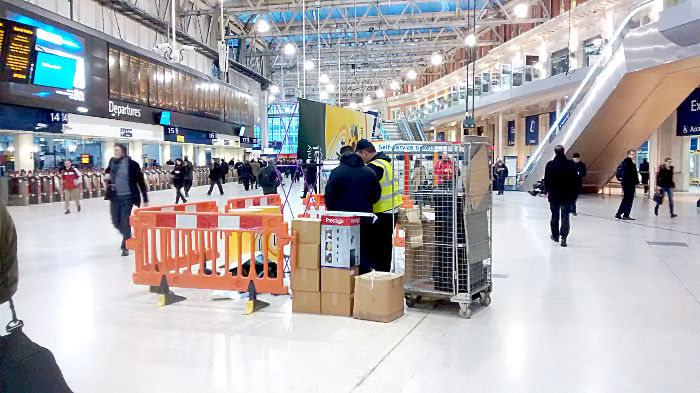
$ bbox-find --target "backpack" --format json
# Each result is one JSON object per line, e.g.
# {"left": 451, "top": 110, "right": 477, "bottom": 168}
{"left": 615, "top": 162, "right": 625, "bottom": 181}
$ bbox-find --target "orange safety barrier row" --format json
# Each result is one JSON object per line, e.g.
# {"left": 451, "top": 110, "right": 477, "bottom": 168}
{"left": 224, "top": 195, "right": 282, "bottom": 213}
{"left": 131, "top": 201, "right": 219, "bottom": 228}
{"left": 127, "top": 210, "right": 295, "bottom": 295}
{"left": 299, "top": 194, "right": 325, "bottom": 218}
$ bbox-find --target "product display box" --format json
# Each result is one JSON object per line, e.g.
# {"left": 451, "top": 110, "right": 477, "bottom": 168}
{"left": 321, "top": 292, "right": 354, "bottom": 317}
{"left": 290, "top": 268, "right": 320, "bottom": 292}
{"left": 296, "top": 243, "right": 321, "bottom": 270}
{"left": 321, "top": 267, "right": 360, "bottom": 294}
{"left": 353, "top": 272, "right": 405, "bottom": 323}
{"left": 291, "top": 218, "right": 322, "bottom": 244}
{"left": 292, "top": 290, "right": 321, "bottom": 314}
{"left": 321, "top": 214, "right": 361, "bottom": 269}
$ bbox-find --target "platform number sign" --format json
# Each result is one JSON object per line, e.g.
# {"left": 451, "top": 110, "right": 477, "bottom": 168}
{"left": 48, "top": 111, "right": 68, "bottom": 124}
{"left": 208, "top": 132, "right": 217, "bottom": 139}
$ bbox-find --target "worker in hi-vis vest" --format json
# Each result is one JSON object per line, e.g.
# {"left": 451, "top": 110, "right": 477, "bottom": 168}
{"left": 355, "top": 139, "right": 403, "bottom": 272}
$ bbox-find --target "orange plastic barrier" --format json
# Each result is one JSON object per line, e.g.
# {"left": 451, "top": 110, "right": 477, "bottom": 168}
{"left": 127, "top": 210, "right": 294, "bottom": 296}
{"left": 224, "top": 195, "right": 282, "bottom": 213}
{"left": 131, "top": 201, "right": 219, "bottom": 228}
{"left": 299, "top": 194, "right": 325, "bottom": 217}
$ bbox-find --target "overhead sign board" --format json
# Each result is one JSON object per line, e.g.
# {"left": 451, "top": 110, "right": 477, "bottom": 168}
{"left": 677, "top": 88, "right": 700, "bottom": 136}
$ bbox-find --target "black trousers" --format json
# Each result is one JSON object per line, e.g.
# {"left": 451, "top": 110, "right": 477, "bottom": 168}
{"left": 221, "top": 174, "right": 227, "bottom": 184}
{"left": 208, "top": 179, "right": 224, "bottom": 195}
{"left": 110, "top": 195, "right": 133, "bottom": 250}
{"left": 616, "top": 185, "right": 636, "bottom": 217}
{"left": 302, "top": 181, "right": 317, "bottom": 198}
{"left": 262, "top": 187, "right": 277, "bottom": 195}
{"left": 184, "top": 179, "right": 193, "bottom": 195}
{"left": 496, "top": 178, "right": 505, "bottom": 194}
{"left": 550, "top": 201, "right": 571, "bottom": 239}
{"left": 175, "top": 186, "right": 186, "bottom": 204}
{"left": 364, "top": 212, "right": 394, "bottom": 273}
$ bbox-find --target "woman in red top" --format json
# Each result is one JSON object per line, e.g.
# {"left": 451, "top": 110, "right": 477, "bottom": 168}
{"left": 434, "top": 152, "right": 454, "bottom": 185}
{"left": 61, "top": 160, "right": 81, "bottom": 214}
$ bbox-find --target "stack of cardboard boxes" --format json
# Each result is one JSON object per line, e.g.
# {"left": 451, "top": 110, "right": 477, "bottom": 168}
{"left": 290, "top": 218, "right": 322, "bottom": 313}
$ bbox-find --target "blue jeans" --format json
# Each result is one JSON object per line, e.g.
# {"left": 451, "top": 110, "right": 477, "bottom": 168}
{"left": 656, "top": 187, "right": 674, "bottom": 215}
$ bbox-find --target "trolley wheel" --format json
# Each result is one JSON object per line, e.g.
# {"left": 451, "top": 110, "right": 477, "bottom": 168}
{"left": 458, "top": 303, "right": 472, "bottom": 319}
{"left": 479, "top": 292, "right": 491, "bottom": 307}
{"left": 405, "top": 295, "right": 421, "bottom": 308}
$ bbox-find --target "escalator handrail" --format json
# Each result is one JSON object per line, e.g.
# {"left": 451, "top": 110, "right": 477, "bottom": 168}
{"left": 396, "top": 114, "right": 415, "bottom": 141}
{"left": 517, "top": 0, "right": 655, "bottom": 180}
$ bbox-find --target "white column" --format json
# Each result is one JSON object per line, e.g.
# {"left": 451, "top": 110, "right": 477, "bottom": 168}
{"left": 648, "top": 129, "right": 659, "bottom": 192}
{"left": 183, "top": 143, "right": 194, "bottom": 161}
{"left": 196, "top": 146, "right": 206, "bottom": 166}
{"left": 556, "top": 99, "right": 562, "bottom": 116}
{"left": 162, "top": 143, "right": 171, "bottom": 164}
{"left": 679, "top": 137, "right": 691, "bottom": 192}
{"left": 129, "top": 141, "right": 143, "bottom": 166}
{"left": 101, "top": 139, "right": 114, "bottom": 168}
{"left": 497, "top": 112, "right": 504, "bottom": 160}
{"left": 16, "top": 133, "right": 35, "bottom": 172}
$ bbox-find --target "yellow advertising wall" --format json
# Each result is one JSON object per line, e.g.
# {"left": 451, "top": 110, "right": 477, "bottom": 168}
{"left": 324, "top": 105, "right": 374, "bottom": 160}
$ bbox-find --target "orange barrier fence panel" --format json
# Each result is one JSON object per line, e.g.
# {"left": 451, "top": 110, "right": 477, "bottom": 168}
{"left": 128, "top": 211, "right": 293, "bottom": 295}
{"left": 224, "top": 195, "right": 282, "bottom": 213}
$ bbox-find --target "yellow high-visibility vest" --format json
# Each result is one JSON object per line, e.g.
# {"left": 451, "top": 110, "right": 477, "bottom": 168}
{"left": 368, "top": 158, "right": 403, "bottom": 213}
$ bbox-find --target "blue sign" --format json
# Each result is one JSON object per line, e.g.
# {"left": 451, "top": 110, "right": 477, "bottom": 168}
{"left": 525, "top": 115, "right": 539, "bottom": 145}
{"left": 164, "top": 126, "right": 213, "bottom": 145}
{"left": 677, "top": 88, "right": 700, "bottom": 136}
{"left": 507, "top": 120, "right": 515, "bottom": 146}
{"left": 120, "top": 128, "right": 132, "bottom": 137}
{"left": 549, "top": 111, "right": 557, "bottom": 129}
{"left": 33, "top": 52, "right": 77, "bottom": 90}
{"left": 558, "top": 111, "right": 570, "bottom": 130}
{"left": 159, "top": 111, "right": 171, "bottom": 125}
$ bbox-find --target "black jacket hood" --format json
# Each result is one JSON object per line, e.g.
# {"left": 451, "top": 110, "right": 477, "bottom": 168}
{"left": 340, "top": 153, "right": 365, "bottom": 168}
{"left": 373, "top": 152, "right": 392, "bottom": 163}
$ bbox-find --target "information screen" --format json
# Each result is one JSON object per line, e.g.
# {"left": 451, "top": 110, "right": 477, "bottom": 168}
{"left": 1, "top": 19, "right": 37, "bottom": 83}
{"left": 33, "top": 52, "right": 77, "bottom": 89}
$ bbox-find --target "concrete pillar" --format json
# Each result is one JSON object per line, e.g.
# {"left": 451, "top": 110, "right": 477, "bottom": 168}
{"left": 101, "top": 139, "right": 114, "bottom": 168}
{"left": 556, "top": 99, "right": 562, "bottom": 116}
{"left": 679, "top": 137, "right": 691, "bottom": 192}
{"left": 196, "top": 146, "right": 206, "bottom": 166}
{"left": 497, "top": 112, "right": 504, "bottom": 160}
{"left": 162, "top": 143, "right": 171, "bottom": 163}
{"left": 648, "top": 129, "right": 659, "bottom": 192}
{"left": 183, "top": 143, "right": 194, "bottom": 161}
{"left": 129, "top": 141, "right": 143, "bottom": 166}
{"left": 16, "top": 133, "right": 35, "bottom": 172}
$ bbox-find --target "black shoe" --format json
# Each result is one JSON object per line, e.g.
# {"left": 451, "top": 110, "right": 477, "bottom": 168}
{"left": 572, "top": 212, "right": 577, "bottom": 216}
{"left": 654, "top": 206, "right": 659, "bottom": 216}
{"left": 615, "top": 215, "right": 623, "bottom": 219}
{"left": 65, "top": 210, "right": 70, "bottom": 214}
{"left": 77, "top": 206, "right": 81, "bottom": 212}
{"left": 185, "top": 193, "right": 189, "bottom": 197}
{"left": 550, "top": 234, "right": 559, "bottom": 243}
{"left": 671, "top": 214, "right": 678, "bottom": 218}
{"left": 183, "top": 200, "right": 188, "bottom": 204}
{"left": 121, "top": 249, "right": 129, "bottom": 256}
{"left": 207, "top": 192, "right": 211, "bottom": 196}
{"left": 622, "top": 216, "right": 635, "bottom": 220}
{"left": 561, "top": 237, "right": 567, "bottom": 247}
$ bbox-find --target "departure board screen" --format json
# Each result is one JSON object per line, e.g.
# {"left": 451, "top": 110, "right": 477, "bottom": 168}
{"left": 0, "top": 20, "right": 6, "bottom": 69}
{"left": 1, "top": 19, "right": 37, "bottom": 83}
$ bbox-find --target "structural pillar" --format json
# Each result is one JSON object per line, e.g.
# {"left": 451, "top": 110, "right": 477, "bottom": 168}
{"left": 16, "top": 133, "right": 35, "bottom": 172}
{"left": 497, "top": 112, "right": 504, "bottom": 160}
{"left": 196, "top": 146, "right": 206, "bottom": 166}
{"left": 162, "top": 143, "right": 171, "bottom": 164}
{"left": 556, "top": 99, "right": 562, "bottom": 116}
{"left": 101, "top": 139, "right": 114, "bottom": 168}
{"left": 129, "top": 141, "right": 143, "bottom": 166}
{"left": 183, "top": 143, "right": 194, "bottom": 161}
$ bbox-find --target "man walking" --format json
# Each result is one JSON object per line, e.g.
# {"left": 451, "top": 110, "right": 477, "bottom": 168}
{"left": 240, "top": 160, "right": 254, "bottom": 191}
{"left": 104, "top": 143, "right": 149, "bottom": 256}
{"left": 257, "top": 158, "right": 281, "bottom": 195}
{"left": 302, "top": 158, "right": 318, "bottom": 198}
{"left": 183, "top": 155, "right": 194, "bottom": 197}
{"left": 60, "top": 160, "right": 81, "bottom": 214}
{"left": 356, "top": 139, "right": 403, "bottom": 272}
{"left": 544, "top": 145, "right": 578, "bottom": 247}
{"left": 250, "top": 159, "right": 261, "bottom": 189}
{"left": 615, "top": 150, "right": 639, "bottom": 220}
{"left": 494, "top": 159, "right": 508, "bottom": 195}
{"left": 207, "top": 159, "right": 224, "bottom": 196}
{"left": 639, "top": 158, "right": 650, "bottom": 193}
{"left": 571, "top": 153, "right": 586, "bottom": 216}
{"left": 220, "top": 158, "right": 229, "bottom": 184}
{"left": 325, "top": 145, "right": 381, "bottom": 273}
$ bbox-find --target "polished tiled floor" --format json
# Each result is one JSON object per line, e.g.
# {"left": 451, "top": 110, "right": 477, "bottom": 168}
{"left": 3, "top": 180, "right": 700, "bottom": 392}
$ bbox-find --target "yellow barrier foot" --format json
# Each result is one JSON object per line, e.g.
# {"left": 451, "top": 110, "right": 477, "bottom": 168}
{"left": 152, "top": 275, "right": 186, "bottom": 307}
{"left": 242, "top": 281, "right": 269, "bottom": 315}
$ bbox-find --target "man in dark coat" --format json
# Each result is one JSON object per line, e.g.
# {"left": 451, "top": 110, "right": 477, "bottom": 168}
{"left": 571, "top": 153, "right": 587, "bottom": 215}
{"left": 220, "top": 158, "right": 229, "bottom": 184}
{"left": 639, "top": 158, "right": 650, "bottom": 193}
{"left": 544, "top": 145, "right": 578, "bottom": 247}
{"left": 258, "top": 159, "right": 281, "bottom": 195}
{"left": 325, "top": 146, "right": 382, "bottom": 273}
{"left": 183, "top": 155, "right": 194, "bottom": 197}
{"left": 105, "top": 143, "right": 149, "bottom": 256}
{"left": 302, "top": 159, "right": 318, "bottom": 198}
{"left": 493, "top": 159, "right": 508, "bottom": 195}
{"left": 207, "top": 159, "right": 224, "bottom": 196}
{"left": 615, "top": 150, "right": 639, "bottom": 220}
{"left": 240, "top": 160, "right": 254, "bottom": 191}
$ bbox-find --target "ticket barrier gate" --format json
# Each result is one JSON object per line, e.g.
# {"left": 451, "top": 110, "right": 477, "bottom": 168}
{"left": 51, "top": 172, "right": 63, "bottom": 202}
{"left": 91, "top": 172, "right": 104, "bottom": 197}
{"left": 27, "top": 174, "right": 41, "bottom": 204}
{"left": 39, "top": 172, "right": 54, "bottom": 203}
{"left": 82, "top": 174, "right": 94, "bottom": 199}
{"left": 159, "top": 169, "right": 171, "bottom": 190}
{"left": 8, "top": 175, "right": 29, "bottom": 206}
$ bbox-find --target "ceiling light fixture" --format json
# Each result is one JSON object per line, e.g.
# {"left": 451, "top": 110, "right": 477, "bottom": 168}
{"left": 431, "top": 53, "right": 443, "bottom": 65}
{"left": 284, "top": 43, "right": 296, "bottom": 55}
{"left": 270, "top": 85, "right": 280, "bottom": 94}
{"left": 375, "top": 88, "right": 385, "bottom": 98}
{"left": 320, "top": 74, "right": 330, "bottom": 84}
{"left": 407, "top": 69, "right": 417, "bottom": 80}
{"left": 390, "top": 80, "right": 400, "bottom": 91}
{"left": 349, "top": 102, "right": 358, "bottom": 109}
{"left": 257, "top": 19, "right": 270, "bottom": 33}
{"left": 464, "top": 34, "right": 476, "bottom": 47}
{"left": 364, "top": 96, "right": 372, "bottom": 105}
{"left": 326, "top": 83, "right": 335, "bottom": 92}
{"left": 304, "top": 60, "right": 314, "bottom": 70}
{"left": 513, "top": 3, "right": 528, "bottom": 18}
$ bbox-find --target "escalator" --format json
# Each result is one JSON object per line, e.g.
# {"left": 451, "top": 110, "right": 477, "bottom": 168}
{"left": 519, "top": 0, "right": 700, "bottom": 192}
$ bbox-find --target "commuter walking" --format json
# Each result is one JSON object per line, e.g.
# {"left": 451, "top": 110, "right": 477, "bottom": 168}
{"left": 220, "top": 158, "right": 229, "bottom": 184}
{"left": 544, "top": 145, "right": 578, "bottom": 247}
{"left": 654, "top": 158, "right": 677, "bottom": 217}
{"left": 60, "top": 160, "right": 81, "bottom": 214}
{"left": 356, "top": 139, "right": 403, "bottom": 272}
{"left": 412, "top": 160, "right": 427, "bottom": 205}
{"left": 494, "top": 159, "right": 508, "bottom": 195}
{"left": 615, "top": 150, "right": 639, "bottom": 220}
{"left": 250, "top": 159, "right": 261, "bottom": 189}
{"left": 302, "top": 159, "right": 318, "bottom": 199}
{"left": 183, "top": 156, "right": 194, "bottom": 197}
{"left": 171, "top": 158, "right": 187, "bottom": 204}
{"left": 207, "top": 159, "right": 225, "bottom": 196}
{"left": 104, "top": 143, "right": 149, "bottom": 256}
{"left": 235, "top": 160, "right": 243, "bottom": 184}
{"left": 240, "top": 160, "right": 254, "bottom": 191}
{"left": 639, "top": 158, "right": 650, "bottom": 193}
{"left": 325, "top": 145, "right": 381, "bottom": 273}
{"left": 258, "top": 159, "right": 281, "bottom": 195}
{"left": 434, "top": 152, "right": 454, "bottom": 185}
{"left": 571, "top": 153, "right": 587, "bottom": 216}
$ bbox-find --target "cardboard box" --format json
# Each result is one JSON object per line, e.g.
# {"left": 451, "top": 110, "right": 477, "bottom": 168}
{"left": 292, "top": 218, "right": 322, "bottom": 244}
{"left": 353, "top": 272, "right": 405, "bottom": 323}
{"left": 321, "top": 267, "right": 360, "bottom": 294}
{"left": 292, "top": 290, "right": 321, "bottom": 314}
{"left": 321, "top": 214, "right": 361, "bottom": 268}
{"left": 321, "top": 292, "right": 354, "bottom": 317}
{"left": 290, "top": 268, "right": 320, "bottom": 292}
{"left": 297, "top": 243, "right": 321, "bottom": 270}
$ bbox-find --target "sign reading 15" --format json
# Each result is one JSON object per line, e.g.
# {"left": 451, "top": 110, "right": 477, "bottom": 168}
{"left": 166, "top": 127, "right": 179, "bottom": 134}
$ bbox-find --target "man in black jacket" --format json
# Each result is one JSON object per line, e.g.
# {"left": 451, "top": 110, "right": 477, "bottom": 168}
{"left": 615, "top": 150, "right": 639, "bottom": 220}
{"left": 220, "top": 158, "right": 229, "bottom": 184}
{"left": 105, "top": 143, "right": 149, "bottom": 256}
{"left": 325, "top": 145, "right": 382, "bottom": 273}
{"left": 544, "top": 145, "right": 578, "bottom": 247}
{"left": 207, "top": 159, "right": 224, "bottom": 196}
{"left": 183, "top": 155, "right": 194, "bottom": 197}
{"left": 302, "top": 159, "right": 318, "bottom": 198}
{"left": 571, "top": 153, "right": 587, "bottom": 216}
{"left": 258, "top": 159, "right": 281, "bottom": 195}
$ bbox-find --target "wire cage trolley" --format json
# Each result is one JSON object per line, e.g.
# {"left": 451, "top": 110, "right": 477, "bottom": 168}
{"left": 390, "top": 138, "right": 492, "bottom": 318}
